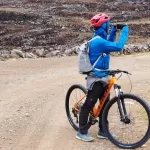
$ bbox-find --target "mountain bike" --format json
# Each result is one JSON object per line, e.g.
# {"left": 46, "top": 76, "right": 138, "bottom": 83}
{"left": 65, "top": 69, "right": 150, "bottom": 149}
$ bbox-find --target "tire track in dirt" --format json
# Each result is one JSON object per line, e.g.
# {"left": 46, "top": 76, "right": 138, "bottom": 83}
{"left": 0, "top": 55, "right": 149, "bottom": 150}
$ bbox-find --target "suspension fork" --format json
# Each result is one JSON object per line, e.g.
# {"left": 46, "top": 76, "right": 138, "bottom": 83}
{"left": 114, "top": 84, "right": 127, "bottom": 121}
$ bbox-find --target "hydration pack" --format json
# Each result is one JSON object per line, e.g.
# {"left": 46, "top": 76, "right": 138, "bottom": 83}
{"left": 76, "top": 36, "right": 102, "bottom": 74}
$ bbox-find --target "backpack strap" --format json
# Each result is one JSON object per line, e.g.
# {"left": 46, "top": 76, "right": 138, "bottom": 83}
{"left": 88, "top": 35, "right": 101, "bottom": 43}
{"left": 93, "top": 54, "right": 102, "bottom": 67}
{"left": 87, "top": 35, "right": 101, "bottom": 53}
{"left": 88, "top": 36, "right": 105, "bottom": 69}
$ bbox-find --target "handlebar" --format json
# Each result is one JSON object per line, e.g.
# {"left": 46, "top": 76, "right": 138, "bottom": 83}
{"left": 101, "top": 69, "right": 132, "bottom": 76}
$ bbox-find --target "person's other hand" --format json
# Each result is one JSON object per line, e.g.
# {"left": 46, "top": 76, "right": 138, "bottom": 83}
{"left": 117, "top": 24, "right": 127, "bottom": 30}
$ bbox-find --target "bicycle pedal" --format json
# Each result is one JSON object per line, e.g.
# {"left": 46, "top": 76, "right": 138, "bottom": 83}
{"left": 89, "top": 117, "right": 98, "bottom": 125}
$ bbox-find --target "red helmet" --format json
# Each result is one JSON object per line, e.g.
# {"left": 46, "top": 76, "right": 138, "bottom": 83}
{"left": 90, "top": 13, "right": 110, "bottom": 27}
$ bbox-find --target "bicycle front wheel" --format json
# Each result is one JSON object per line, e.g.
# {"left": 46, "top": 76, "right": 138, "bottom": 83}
{"left": 65, "top": 84, "right": 87, "bottom": 131}
{"left": 102, "top": 94, "right": 150, "bottom": 149}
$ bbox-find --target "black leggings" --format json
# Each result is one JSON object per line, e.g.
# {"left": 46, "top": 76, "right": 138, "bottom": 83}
{"left": 79, "top": 81, "right": 109, "bottom": 134}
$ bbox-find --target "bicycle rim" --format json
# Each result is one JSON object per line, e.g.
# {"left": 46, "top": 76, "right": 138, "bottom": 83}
{"left": 103, "top": 94, "right": 150, "bottom": 149}
{"left": 65, "top": 84, "right": 87, "bottom": 131}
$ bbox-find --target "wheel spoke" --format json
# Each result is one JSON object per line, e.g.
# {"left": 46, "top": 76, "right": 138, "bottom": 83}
{"left": 103, "top": 94, "right": 150, "bottom": 149}
{"left": 65, "top": 85, "right": 87, "bottom": 131}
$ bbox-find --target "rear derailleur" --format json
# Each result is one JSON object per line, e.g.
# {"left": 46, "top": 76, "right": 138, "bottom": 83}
{"left": 72, "top": 108, "right": 79, "bottom": 123}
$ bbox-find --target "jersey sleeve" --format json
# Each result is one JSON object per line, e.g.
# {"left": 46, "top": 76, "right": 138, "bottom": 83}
{"left": 107, "top": 26, "right": 117, "bottom": 42}
{"left": 102, "top": 26, "right": 129, "bottom": 52}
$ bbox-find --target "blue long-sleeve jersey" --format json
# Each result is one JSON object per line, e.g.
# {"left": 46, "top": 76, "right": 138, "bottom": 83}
{"left": 89, "top": 25, "right": 129, "bottom": 77}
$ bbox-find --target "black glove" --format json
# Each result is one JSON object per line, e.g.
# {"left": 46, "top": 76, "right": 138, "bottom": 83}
{"left": 117, "top": 24, "right": 126, "bottom": 30}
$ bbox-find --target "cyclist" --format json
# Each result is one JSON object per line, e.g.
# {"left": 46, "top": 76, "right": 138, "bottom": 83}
{"left": 76, "top": 13, "right": 129, "bottom": 142}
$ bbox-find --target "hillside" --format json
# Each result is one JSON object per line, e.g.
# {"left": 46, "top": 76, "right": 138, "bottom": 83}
{"left": 0, "top": 0, "right": 150, "bottom": 59}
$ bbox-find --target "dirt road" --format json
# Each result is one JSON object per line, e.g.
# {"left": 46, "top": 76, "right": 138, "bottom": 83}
{"left": 0, "top": 54, "right": 150, "bottom": 150}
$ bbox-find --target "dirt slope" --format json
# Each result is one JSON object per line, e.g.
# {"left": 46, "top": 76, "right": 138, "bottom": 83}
{"left": 0, "top": 54, "right": 150, "bottom": 150}
{"left": 0, "top": 0, "right": 149, "bottom": 53}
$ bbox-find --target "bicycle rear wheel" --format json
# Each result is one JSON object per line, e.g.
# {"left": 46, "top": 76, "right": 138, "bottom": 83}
{"left": 102, "top": 94, "right": 150, "bottom": 149}
{"left": 65, "top": 84, "right": 87, "bottom": 131}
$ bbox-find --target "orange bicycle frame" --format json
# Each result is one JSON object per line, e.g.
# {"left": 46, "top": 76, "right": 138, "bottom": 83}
{"left": 73, "top": 76, "right": 116, "bottom": 117}
{"left": 93, "top": 76, "right": 116, "bottom": 117}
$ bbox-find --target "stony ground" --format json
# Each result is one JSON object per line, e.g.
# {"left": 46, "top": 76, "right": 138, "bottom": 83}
{"left": 0, "top": 1, "right": 150, "bottom": 150}
{"left": 0, "top": 54, "right": 150, "bottom": 150}
{"left": 0, "top": 0, "right": 150, "bottom": 59}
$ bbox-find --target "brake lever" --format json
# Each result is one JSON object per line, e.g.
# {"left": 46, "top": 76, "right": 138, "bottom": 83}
{"left": 123, "top": 71, "right": 132, "bottom": 75}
